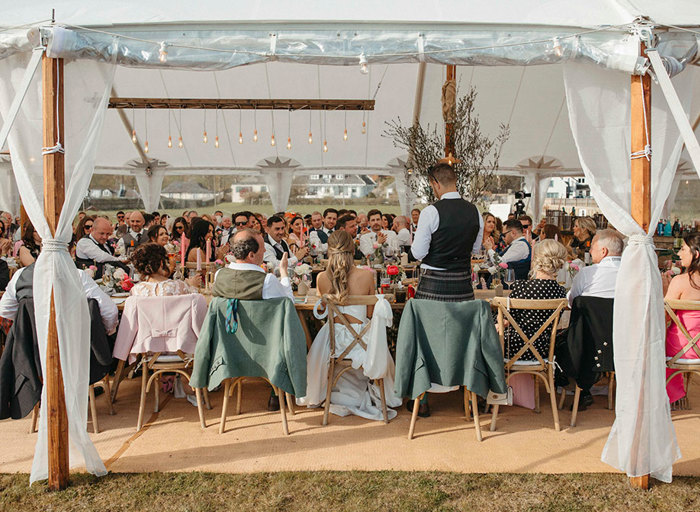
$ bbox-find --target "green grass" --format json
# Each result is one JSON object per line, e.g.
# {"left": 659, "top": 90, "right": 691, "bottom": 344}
{"left": 2, "top": 472, "right": 700, "bottom": 511}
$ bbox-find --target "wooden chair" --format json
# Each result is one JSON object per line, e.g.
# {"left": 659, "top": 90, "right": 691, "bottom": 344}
{"left": 562, "top": 372, "right": 615, "bottom": 427}
{"left": 490, "top": 297, "right": 567, "bottom": 432}
{"left": 109, "top": 356, "right": 141, "bottom": 405}
{"left": 136, "top": 350, "right": 211, "bottom": 431}
{"left": 218, "top": 377, "right": 293, "bottom": 435}
{"left": 321, "top": 294, "right": 393, "bottom": 426}
{"left": 665, "top": 299, "right": 700, "bottom": 410}
{"left": 408, "top": 387, "right": 482, "bottom": 442}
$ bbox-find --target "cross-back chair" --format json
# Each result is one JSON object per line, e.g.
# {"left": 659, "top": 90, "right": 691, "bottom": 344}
{"left": 490, "top": 297, "right": 568, "bottom": 432}
{"left": 665, "top": 299, "right": 700, "bottom": 410}
{"left": 322, "top": 294, "right": 393, "bottom": 426}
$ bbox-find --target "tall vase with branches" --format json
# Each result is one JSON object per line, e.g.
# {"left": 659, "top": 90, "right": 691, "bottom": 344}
{"left": 384, "top": 86, "right": 509, "bottom": 203}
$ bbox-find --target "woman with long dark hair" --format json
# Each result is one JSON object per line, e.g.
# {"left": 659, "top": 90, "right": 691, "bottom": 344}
{"left": 287, "top": 215, "right": 304, "bottom": 251}
{"left": 664, "top": 232, "right": 700, "bottom": 404}
{"left": 171, "top": 216, "right": 190, "bottom": 242}
{"left": 18, "top": 222, "right": 41, "bottom": 267}
{"left": 186, "top": 219, "right": 214, "bottom": 263}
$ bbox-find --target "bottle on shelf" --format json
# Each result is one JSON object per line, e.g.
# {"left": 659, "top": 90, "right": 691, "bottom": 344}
{"left": 664, "top": 219, "right": 673, "bottom": 237}
{"left": 672, "top": 218, "right": 681, "bottom": 237}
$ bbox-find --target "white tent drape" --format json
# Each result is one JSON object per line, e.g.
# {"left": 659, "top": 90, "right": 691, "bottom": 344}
{"left": 133, "top": 168, "right": 165, "bottom": 213}
{"left": 0, "top": 158, "right": 19, "bottom": 216}
{"left": 523, "top": 172, "right": 552, "bottom": 220}
{"left": 262, "top": 169, "right": 294, "bottom": 213}
{"left": 392, "top": 170, "right": 414, "bottom": 217}
{"left": 0, "top": 51, "right": 115, "bottom": 483}
{"left": 564, "top": 60, "right": 692, "bottom": 483}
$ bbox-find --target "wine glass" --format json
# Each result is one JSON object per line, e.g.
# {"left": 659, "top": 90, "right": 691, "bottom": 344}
{"left": 504, "top": 268, "right": 516, "bottom": 289}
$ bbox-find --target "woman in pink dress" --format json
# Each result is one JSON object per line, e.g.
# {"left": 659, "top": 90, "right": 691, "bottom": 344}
{"left": 663, "top": 232, "right": 700, "bottom": 403}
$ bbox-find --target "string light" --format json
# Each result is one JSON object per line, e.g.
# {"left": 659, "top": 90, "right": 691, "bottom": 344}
{"left": 214, "top": 108, "right": 219, "bottom": 148}
{"left": 167, "top": 108, "right": 172, "bottom": 148}
{"left": 359, "top": 53, "right": 369, "bottom": 74}
{"left": 238, "top": 107, "right": 243, "bottom": 144}
{"left": 552, "top": 37, "right": 563, "bottom": 57}
{"left": 362, "top": 117, "right": 367, "bottom": 135}
{"left": 286, "top": 109, "right": 292, "bottom": 150}
{"left": 202, "top": 110, "right": 208, "bottom": 143}
{"left": 323, "top": 110, "right": 328, "bottom": 152}
{"left": 143, "top": 108, "right": 149, "bottom": 153}
{"left": 343, "top": 111, "right": 348, "bottom": 141}
{"left": 270, "top": 107, "right": 276, "bottom": 146}
{"left": 308, "top": 108, "right": 313, "bottom": 144}
{"left": 177, "top": 106, "right": 184, "bottom": 148}
{"left": 158, "top": 41, "right": 168, "bottom": 63}
{"left": 271, "top": 134, "right": 276, "bottom": 146}
{"left": 253, "top": 105, "right": 258, "bottom": 142}
{"left": 131, "top": 107, "right": 137, "bottom": 143}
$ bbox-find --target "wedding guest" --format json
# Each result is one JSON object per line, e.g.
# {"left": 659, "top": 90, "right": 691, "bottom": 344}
{"left": 113, "top": 211, "right": 128, "bottom": 237}
{"left": 356, "top": 213, "right": 370, "bottom": 235}
{"left": 336, "top": 214, "right": 363, "bottom": 260}
{"left": 263, "top": 215, "right": 308, "bottom": 271}
{"left": 0, "top": 258, "right": 8, "bottom": 291}
{"left": 251, "top": 213, "right": 265, "bottom": 232}
{"left": 171, "top": 216, "right": 190, "bottom": 244}
{"left": 147, "top": 225, "right": 170, "bottom": 246}
{"left": 486, "top": 219, "right": 530, "bottom": 281}
{"left": 309, "top": 209, "right": 337, "bottom": 257}
{"left": 0, "top": 222, "right": 11, "bottom": 257}
{"left": 518, "top": 215, "right": 533, "bottom": 236}
{"left": 159, "top": 213, "right": 169, "bottom": 228}
{"left": 151, "top": 211, "right": 161, "bottom": 226}
{"left": 359, "top": 209, "right": 399, "bottom": 259}
{"left": 219, "top": 216, "right": 235, "bottom": 246}
{"left": 74, "top": 215, "right": 95, "bottom": 243}
{"left": 393, "top": 215, "right": 412, "bottom": 250}
{"left": 540, "top": 223, "right": 563, "bottom": 241}
{"left": 233, "top": 211, "right": 253, "bottom": 230}
{"left": 567, "top": 229, "right": 624, "bottom": 307}
{"left": 569, "top": 216, "right": 596, "bottom": 260}
{"left": 186, "top": 219, "right": 215, "bottom": 263}
{"left": 663, "top": 232, "right": 700, "bottom": 404}
{"left": 504, "top": 239, "right": 568, "bottom": 361}
{"left": 187, "top": 211, "right": 199, "bottom": 224}
{"left": 130, "top": 243, "right": 199, "bottom": 296}
{"left": 75, "top": 217, "right": 126, "bottom": 277}
{"left": 382, "top": 213, "right": 395, "bottom": 231}
{"left": 287, "top": 216, "right": 305, "bottom": 251}
{"left": 116, "top": 210, "right": 147, "bottom": 254}
{"left": 410, "top": 208, "right": 421, "bottom": 232}
{"left": 18, "top": 222, "right": 41, "bottom": 268}
{"left": 482, "top": 212, "right": 499, "bottom": 249}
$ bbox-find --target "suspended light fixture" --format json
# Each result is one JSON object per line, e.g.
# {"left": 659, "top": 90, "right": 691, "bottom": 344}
{"left": 323, "top": 140, "right": 328, "bottom": 152}
{"left": 131, "top": 107, "right": 137, "bottom": 143}
{"left": 552, "top": 37, "right": 563, "bottom": 57}
{"left": 343, "top": 111, "right": 348, "bottom": 141}
{"left": 214, "top": 108, "right": 219, "bottom": 148}
{"left": 359, "top": 53, "right": 369, "bottom": 74}
{"left": 202, "top": 110, "right": 208, "bottom": 143}
{"left": 238, "top": 107, "right": 243, "bottom": 144}
{"left": 177, "top": 106, "right": 184, "bottom": 148}
{"left": 167, "top": 108, "right": 172, "bottom": 148}
{"left": 158, "top": 41, "right": 168, "bottom": 63}
{"left": 270, "top": 134, "right": 276, "bottom": 146}
{"left": 323, "top": 110, "right": 328, "bottom": 152}
{"left": 362, "top": 118, "right": 367, "bottom": 135}
{"left": 143, "top": 108, "right": 149, "bottom": 153}
{"left": 308, "top": 107, "right": 313, "bottom": 144}
{"left": 286, "top": 109, "right": 292, "bottom": 150}
{"left": 253, "top": 105, "right": 258, "bottom": 142}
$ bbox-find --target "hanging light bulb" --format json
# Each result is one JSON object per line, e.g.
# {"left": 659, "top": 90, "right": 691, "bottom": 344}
{"left": 361, "top": 120, "right": 366, "bottom": 134}
{"left": 270, "top": 134, "right": 276, "bottom": 146}
{"left": 287, "top": 137, "right": 292, "bottom": 150}
{"left": 238, "top": 131, "right": 243, "bottom": 144}
{"left": 308, "top": 131, "right": 313, "bottom": 144}
{"left": 178, "top": 136, "right": 184, "bottom": 148}
{"left": 253, "top": 105, "right": 258, "bottom": 142}
{"left": 158, "top": 41, "right": 168, "bottom": 63}
{"left": 177, "top": 106, "right": 184, "bottom": 148}
{"left": 131, "top": 129, "right": 137, "bottom": 144}
{"left": 215, "top": 135, "right": 219, "bottom": 148}
{"left": 144, "top": 140, "right": 149, "bottom": 153}
{"left": 203, "top": 131, "right": 208, "bottom": 143}
{"left": 167, "top": 135, "right": 172, "bottom": 148}
{"left": 285, "top": 109, "right": 292, "bottom": 150}
{"left": 308, "top": 107, "right": 313, "bottom": 144}
{"left": 343, "top": 128, "right": 348, "bottom": 141}
{"left": 131, "top": 107, "right": 137, "bottom": 143}
{"left": 552, "top": 37, "right": 563, "bottom": 58}
{"left": 323, "top": 140, "right": 328, "bottom": 152}
{"left": 359, "top": 53, "right": 369, "bottom": 74}
{"left": 253, "top": 129, "right": 258, "bottom": 142}
{"left": 343, "top": 111, "right": 348, "bottom": 141}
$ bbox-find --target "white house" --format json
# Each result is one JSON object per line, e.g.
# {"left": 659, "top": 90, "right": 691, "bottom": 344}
{"left": 301, "top": 174, "right": 375, "bottom": 199}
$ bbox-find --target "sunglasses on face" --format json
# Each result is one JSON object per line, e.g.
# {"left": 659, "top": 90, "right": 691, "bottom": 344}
{"left": 85, "top": 224, "right": 93, "bottom": 229}
{"left": 522, "top": 224, "right": 530, "bottom": 229}
{"left": 235, "top": 221, "right": 248, "bottom": 226}
{"left": 117, "top": 215, "right": 124, "bottom": 220}
{"left": 175, "top": 225, "right": 184, "bottom": 230}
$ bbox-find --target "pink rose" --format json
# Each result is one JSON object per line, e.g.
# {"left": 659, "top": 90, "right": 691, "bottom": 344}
{"left": 215, "top": 259, "right": 223, "bottom": 265}
{"left": 498, "top": 262, "right": 508, "bottom": 269}
{"left": 88, "top": 265, "right": 97, "bottom": 271}
{"left": 372, "top": 243, "right": 379, "bottom": 250}
{"left": 570, "top": 264, "right": 580, "bottom": 271}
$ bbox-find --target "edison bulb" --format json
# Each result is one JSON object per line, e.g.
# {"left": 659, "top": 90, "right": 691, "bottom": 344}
{"left": 253, "top": 129, "right": 258, "bottom": 142}
{"left": 286, "top": 137, "right": 292, "bottom": 150}
{"left": 167, "top": 135, "right": 172, "bottom": 148}
{"left": 238, "top": 131, "right": 243, "bottom": 144}
{"left": 361, "top": 121, "right": 366, "bottom": 134}
{"left": 270, "top": 134, "right": 276, "bottom": 146}
{"left": 214, "top": 136, "right": 219, "bottom": 148}
{"left": 131, "top": 130, "right": 137, "bottom": 143}
{"left": 343, "top": 128, "right": 348, "bottom": 141}
{"left": 323, "top": 140, "right": 328, "bottom": 152}
{"left": 178, "top": 136, "right": 183, "bottom": 148}
{"left": 308, "top": 132, "right": 313, "bottom": 144}
{"left": 202, "top": 131, "right": 208, "bottom": 144}
{"left": 144, "top": 140, "right": 149, "bottom": 153}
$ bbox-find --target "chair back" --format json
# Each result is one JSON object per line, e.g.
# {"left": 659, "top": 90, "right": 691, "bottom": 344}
{"left": 321, "top": 294, "right": 393, "bottom": 361}
{"left": 665, "top": 299, "right": 700, "bottom": 364}
{"left": 491, "top": 297, "right": 567, "bottom": 369}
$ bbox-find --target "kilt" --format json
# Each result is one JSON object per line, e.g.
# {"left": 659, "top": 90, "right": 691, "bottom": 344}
{"left": 415, "top": 268, "right": 474, "bottom": 302}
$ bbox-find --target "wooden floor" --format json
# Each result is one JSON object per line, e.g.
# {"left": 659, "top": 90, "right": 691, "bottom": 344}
{"left": 2, "top": 377, "right": 700, "bottom": 476}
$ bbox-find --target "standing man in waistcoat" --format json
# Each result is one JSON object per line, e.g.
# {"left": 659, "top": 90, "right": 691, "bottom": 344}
{"left": 212, "top": 229, "right": 293, "bottom": 411}
{"left": 116, "top": 210, "right": 147, "bottom": 255}
{"left": 411, "top": 162, "right": 483, "bottom": 302}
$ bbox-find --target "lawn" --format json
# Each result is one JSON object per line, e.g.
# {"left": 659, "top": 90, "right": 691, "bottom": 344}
{"left": 2, "top": 472, "right": 699, "bottom": 512}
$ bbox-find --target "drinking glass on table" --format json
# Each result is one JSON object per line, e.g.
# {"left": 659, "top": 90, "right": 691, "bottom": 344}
{"left": 504, "top": 268, "right": 516, "bottom": 289}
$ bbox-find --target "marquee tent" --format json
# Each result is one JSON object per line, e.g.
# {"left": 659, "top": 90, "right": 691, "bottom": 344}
{"left": 1, "top": 0, "right": 700, "bottom": 488}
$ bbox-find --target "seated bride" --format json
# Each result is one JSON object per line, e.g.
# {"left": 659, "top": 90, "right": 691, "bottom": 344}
{"left": 298, "top": 230, "right": 402, "bottom": 420}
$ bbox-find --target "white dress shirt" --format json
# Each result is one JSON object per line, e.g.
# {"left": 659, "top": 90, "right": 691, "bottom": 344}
{"left": 359, "top": 230, "right": 400, "bottom": 258}
{"left": 567, "top": 256, "right": 622, "bottom": 307}
{"left": 116, "top": 228, "right": 145, "bottom": 253}
{"left": 214, "top": 262, "right": 293, "bottom": 300}
{"left": 0, "top": 267, "right": 119, "bottom": 334}
{"left": 411, "top": 191, "right": 484, "bottom": 270}
{"left": 263, "top": 236, "right": 298, "bottom": 272}
{"left": 308, "top": 230, "right": 327, "bottom": 257}
{"left": 396, "top": 228, "right": 412, "bottom": 247}
{"left": 488, "top": 236, "right": 530, "bottom": 264}
{"left": 76, "top": 235, "right": 121, "bottom": 263}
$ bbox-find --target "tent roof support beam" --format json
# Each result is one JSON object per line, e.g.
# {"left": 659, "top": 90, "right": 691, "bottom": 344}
{"left": 108, "top": 98, "right": 375, "bottom": 111}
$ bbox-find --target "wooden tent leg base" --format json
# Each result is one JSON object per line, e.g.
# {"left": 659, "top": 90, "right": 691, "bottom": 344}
{"left": 630, "top": 475, "right": 649, "bottom": 489}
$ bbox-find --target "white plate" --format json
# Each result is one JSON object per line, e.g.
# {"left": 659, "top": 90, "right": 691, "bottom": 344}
{"left": 112, "top": 297, "right": 127, "bottom": 305}
{"left": 112, "top": 292, "right": 130, "bottom": 298}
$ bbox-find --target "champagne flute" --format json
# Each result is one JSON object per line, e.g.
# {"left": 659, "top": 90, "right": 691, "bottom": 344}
{"left": 504, "top": 268, "right": 516, "bottom": 289}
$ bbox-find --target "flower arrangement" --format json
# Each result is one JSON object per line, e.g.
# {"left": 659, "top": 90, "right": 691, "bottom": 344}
{"left": 386, "top": 264, "right": 405, "bottom": 285}
{"left": 85, "top": 264, "right": 98, "bottom": 279}
{"left": 101, "top": 265, "right": 133, "bottom": 293}
{"left": 567, "top": 262, "right": 580, "bottom": 281}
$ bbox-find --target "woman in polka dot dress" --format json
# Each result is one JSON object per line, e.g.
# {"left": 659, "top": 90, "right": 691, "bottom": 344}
{"left": 504, "top": 239, "right": 568, "bottom": 361}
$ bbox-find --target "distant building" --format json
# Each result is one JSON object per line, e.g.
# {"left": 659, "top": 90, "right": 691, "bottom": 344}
{"left": 546, "top": 177, "right": 590, "bottom": 199}
{"left": 230, "top": 181, "right": 268, "bottom": 202}
{"left": 161, "top": 181, "right": 224, "bottom": 206}
{"left": 300, "top": 174, "right": 375, "bottom": 199}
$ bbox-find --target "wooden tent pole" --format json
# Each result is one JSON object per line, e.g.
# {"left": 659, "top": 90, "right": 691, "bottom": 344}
{"left": 445, "top": 65, "right": 456, "bottom": 157}
{"left": 629, "top": 42, "right": 651, "bottom": 491}
{"left": 42, "top": 54, "right": 68, "bottom": 491}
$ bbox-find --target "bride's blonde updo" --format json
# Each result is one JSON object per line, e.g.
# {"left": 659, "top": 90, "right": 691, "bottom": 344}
{"left": 325, "top": 230, "right": 355, "bottom": 304}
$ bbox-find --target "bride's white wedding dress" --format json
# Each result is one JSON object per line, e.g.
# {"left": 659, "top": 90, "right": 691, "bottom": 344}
{"left": 297, "top": 294, "right": 402, "bottom": 420}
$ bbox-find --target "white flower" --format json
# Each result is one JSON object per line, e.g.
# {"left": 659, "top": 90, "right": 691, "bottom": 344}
{"left": 84, "top": 268, "right": 95, "bottom": 279}
{"left": 113, "top": 268, "right": 127, "bottom": 280}
{"left": 164, "top": 242, "right": 176, "bottom": 254}
{"left": 294, "top": 263, "right": 312, "bottom": 276}
{"left": 225, "top": 254, "right": 236, "bottom": 264}
{"left": 671, "top": 266, "right": 682, "bottom": 276}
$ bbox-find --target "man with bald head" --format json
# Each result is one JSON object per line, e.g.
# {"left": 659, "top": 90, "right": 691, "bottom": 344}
{"left": 76, "top": 216, "right": 128, "bottom": 278}
{"left": 116, "top": 210, "right": 147, "bottom": 254}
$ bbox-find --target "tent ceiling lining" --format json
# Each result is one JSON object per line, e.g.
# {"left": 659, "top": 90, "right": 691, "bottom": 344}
{"left": 108, "top": 98, "right": 375, "bottom": 110}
